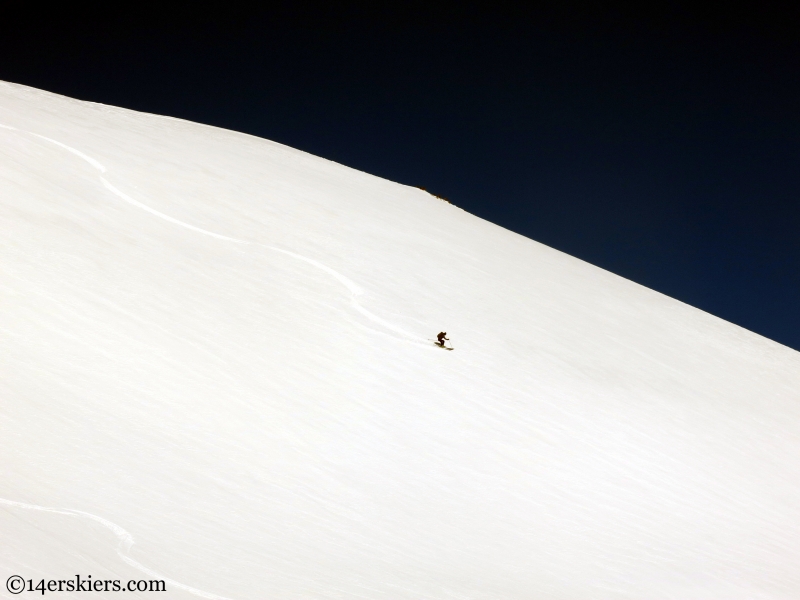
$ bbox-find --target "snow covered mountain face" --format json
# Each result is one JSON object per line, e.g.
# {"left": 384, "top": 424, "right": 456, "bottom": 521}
{"left": 1, "top": 80, "right": 799, "bottom": 599}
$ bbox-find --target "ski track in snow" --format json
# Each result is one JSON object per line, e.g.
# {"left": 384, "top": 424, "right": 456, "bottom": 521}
{"left": 0, "top": 498, "right": 234, "bottom": 600}
{"left": 2, "top": 123, "right": 422, "bottom": 342}
{"left": 31, "top": 133, "right": 108, "bottom": 173}
{"left": 99, "top": 177, "right": 246, "bottom": 244}
{"left": 0, "top": 124, "right": 430, "bottom": 597}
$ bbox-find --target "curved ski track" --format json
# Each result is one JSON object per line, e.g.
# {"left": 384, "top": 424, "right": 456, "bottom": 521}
{"left": 0, "top": 498, "right": 233, "bottom": 600}
{"left": 0, "top": 122, "right": 434, "bottom": 600}
{"left": 10, "top": 124, "right": 423, "bottom": 342}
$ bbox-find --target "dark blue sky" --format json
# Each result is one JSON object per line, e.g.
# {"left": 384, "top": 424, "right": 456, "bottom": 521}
{"left": 3, "top": 5, "right": 799, "bottom": 350}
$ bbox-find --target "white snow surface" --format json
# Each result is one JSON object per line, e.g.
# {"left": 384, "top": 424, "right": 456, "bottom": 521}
{"left": 1, "top": 80, "right": 799, "bottom": 599}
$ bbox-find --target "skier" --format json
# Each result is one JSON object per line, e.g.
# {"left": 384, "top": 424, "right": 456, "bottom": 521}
{"left": 436, "top": 332, "right": 449, "bottom": 347}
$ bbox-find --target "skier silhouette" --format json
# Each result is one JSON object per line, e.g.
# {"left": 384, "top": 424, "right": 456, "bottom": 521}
{"left": 436, "top": 332, "right": 449, "bottom": 347}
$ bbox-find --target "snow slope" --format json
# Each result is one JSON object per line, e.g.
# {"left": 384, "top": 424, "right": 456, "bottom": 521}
{"left": 1, "top": 80, "right": 799, "bottom": 599}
